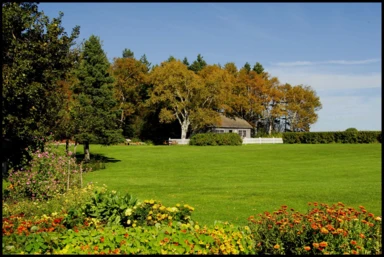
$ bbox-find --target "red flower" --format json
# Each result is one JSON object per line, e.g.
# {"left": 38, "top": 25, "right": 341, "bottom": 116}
{"left": 100, "top": 236, "right": 105, "bottom": 243}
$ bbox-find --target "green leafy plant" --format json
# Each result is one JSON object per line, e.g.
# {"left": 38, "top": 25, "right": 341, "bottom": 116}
{"left": 189, "top": 133, "right": 242, "bottom": 146}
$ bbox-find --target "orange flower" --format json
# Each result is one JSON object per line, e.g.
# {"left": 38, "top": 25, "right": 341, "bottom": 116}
{"left": 319, "top": 241, "right": 328, "bottom": 248}
{"left": 314, "top": 202, "right": 318, "bottom": 206}
{"left": 313, "top": 243, "right": 319, "bottom": 249}
{"left": 359, "top": 233, "right": 365, "bottom": 239}
{"left": 274, "top": 244, "right": 280, "bottom": 249}
{"left": 100, "top": 237, "right": 104, "bottom": 243}
{"left": 351, "top": 250, "right": 358, "bottom": 255}
{"left": 320, "top": 228, "right": 329, "bottom": 234}
{"left": 350, "top": 240, "right": 357, "bottom": 245}
{"left": 311, "top": 223, "right": 319, "bottom": 230}
{"left": 304, "top": 246, "right": 311, "bottom": 251}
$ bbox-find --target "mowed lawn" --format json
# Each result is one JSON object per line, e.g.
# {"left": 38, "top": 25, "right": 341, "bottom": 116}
{"left": 78, "top": 144, "right": 381, "bottom": 226}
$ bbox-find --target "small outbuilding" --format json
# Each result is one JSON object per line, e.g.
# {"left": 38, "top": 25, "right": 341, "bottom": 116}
{"left": 210, "top": 114, "right": 253, "bottom": 138}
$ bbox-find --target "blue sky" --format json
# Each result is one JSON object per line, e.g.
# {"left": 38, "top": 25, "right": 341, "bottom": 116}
{"left": 39, "top": 3, "right": 381, "bottom": 132}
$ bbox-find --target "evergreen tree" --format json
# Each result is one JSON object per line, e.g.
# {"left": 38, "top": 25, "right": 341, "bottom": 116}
{"left": 253, "top": 62, "right": 264, "bottom": 74}
{"left": 189, "top": 54, "right": 207, "bottom": 73}
{"left": 122, "top": 48, "right": 134, "bottom": 58}
{"left": 182, "top": 57, "right": 190, "bottom": 67}
{"left": 72, "top": 35, "right": 124, "bottom": 161}
{"left": 166, "top": 55, "right": 176, "bottom": 62}
{"left": 139, "top": 54, "right": 152, "bottom": 71}
{"left": 2, "top": 2, "right": 80, "bottom": 169}
{"left": 243, "top": 62, "right": 251, "bottom": 73}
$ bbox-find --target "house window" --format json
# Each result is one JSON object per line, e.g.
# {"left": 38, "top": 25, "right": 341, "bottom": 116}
{"left": 238, "top": 130, "right": 246, "bottom": 138}
{"left": 214, "top": 129, "right": 224, "bottom": 133}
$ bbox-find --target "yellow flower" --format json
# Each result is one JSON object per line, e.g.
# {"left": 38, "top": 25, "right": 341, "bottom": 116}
{"left": 375, "top": 216, "right": 381, "bottom": 221}
{"left": 147, "top": 216, "right": 152, "bottom": 220}
{"left": 125, "top": 208, "right": 133, "bottom": 216}
{"left": 153, "top": 204, "right": 158, "bottom": 209}
{"left": 168, "top": 216, "right": 173, "bottom": 220}
{"left": 149, "top": 200, "right": 154, "bottom": 204}
{"left": 195, "top": 225, "right": 200, "bottom": 230}
{"left": 132, "top": 223, "right": 136, "bottom": 227}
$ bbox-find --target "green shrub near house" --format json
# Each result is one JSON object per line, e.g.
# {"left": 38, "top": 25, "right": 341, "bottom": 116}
{"left": 283, "top": 131, "right": 381, "bottom": 144}
{"left": 189, "top": 133, "right": 242, "bottom": 146}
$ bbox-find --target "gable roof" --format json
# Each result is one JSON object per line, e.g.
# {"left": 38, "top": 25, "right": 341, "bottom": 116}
{"left": 215, "top": 114, "right": 253, "bottom": 129}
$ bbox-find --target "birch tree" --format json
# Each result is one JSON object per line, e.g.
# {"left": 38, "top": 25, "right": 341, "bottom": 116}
{"left": 149, "top": 60, "right": 221, "bottom": 139}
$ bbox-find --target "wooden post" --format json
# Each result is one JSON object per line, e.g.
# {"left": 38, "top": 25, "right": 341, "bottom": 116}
{"left": 80, "top": 161, "right": 83, "bottom": 188}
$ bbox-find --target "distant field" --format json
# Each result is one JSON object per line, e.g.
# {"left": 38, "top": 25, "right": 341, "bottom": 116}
{"left": 76, "top": 144, "right": 381, "bottom": 226}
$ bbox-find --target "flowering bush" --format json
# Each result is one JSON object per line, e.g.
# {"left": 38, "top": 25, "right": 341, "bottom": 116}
{"left": 248, "top": 202, "right": 382, "bottom": 255}
{"left": 126, "top": 199, "right": 194, "bottom": 228}
{"left": 2, "top": 221, "right": 255, "bottom": 254}
{"left": 6, "top": 141, "right": 88, "bottom": 201}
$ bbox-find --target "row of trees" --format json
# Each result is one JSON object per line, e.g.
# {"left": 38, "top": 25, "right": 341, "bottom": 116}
{"left": 2, "top": 3, "right": 322, "bottom": 169}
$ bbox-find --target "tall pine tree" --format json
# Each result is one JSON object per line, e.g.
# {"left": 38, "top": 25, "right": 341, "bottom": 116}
{"left": 71, "top": 35, "right": 123, "bottom": 161}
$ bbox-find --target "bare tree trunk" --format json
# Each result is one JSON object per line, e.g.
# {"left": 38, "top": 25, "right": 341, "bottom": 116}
{"left": 65, "top": 139, "right": 69, "bottom": 154}
{"left": 268, "top": 119, "right": 273, "bottom": 135}
{"left": 84, "top": 141, "right": 90, "bottom": 162}
{"left": 80, "top": 161, "right": 83, "bottom": 188}
{"left": 67, "top": 159, "right": 70, "bottom": 191}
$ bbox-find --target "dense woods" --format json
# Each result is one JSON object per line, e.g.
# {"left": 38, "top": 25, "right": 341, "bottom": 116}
{"left": 2, "top": 3, "right": 322, "bottom": 168}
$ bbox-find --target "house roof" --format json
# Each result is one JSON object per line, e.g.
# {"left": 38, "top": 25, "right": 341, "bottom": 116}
{"left": 215, "top": 114, "right": 253, "bottom": 129}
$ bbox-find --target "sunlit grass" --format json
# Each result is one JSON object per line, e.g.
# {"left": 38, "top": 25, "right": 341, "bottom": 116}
{"left": 76, "top": 144, "right": 381, "bottom": 226}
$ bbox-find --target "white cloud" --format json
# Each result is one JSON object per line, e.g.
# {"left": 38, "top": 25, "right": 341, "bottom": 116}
{"left": 266, "top": 68, "right": 381, "bottom": 91}
{"left": 273, "top": 59, "right": 380, "bottom": 67}
{"left": 265, "top": 66, "right": 382, "bottom": 132}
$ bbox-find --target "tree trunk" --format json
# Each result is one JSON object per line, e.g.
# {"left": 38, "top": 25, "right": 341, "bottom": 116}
{"left": 181, "top": 119, "right": 190, "bottom": 139}
{"left": 84, "top": 141, "right": 90, "bottom": 162}
{"left": 268, "top": 120, "right": 273, "bottom": 135}
{"left": 65, "top": 139, "right": 69, "bottom": 154}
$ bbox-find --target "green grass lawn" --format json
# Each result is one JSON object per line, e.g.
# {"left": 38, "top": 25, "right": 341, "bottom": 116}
{"left": 76, "top": 144, "right": 381, "bottom": 226}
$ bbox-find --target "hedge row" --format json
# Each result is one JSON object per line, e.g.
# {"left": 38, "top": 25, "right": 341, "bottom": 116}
{"left": 283, "top": 131, "right": 381, "bottom": 144}
{"left": 189, "top": 133, "right": 242, "bottom": 146}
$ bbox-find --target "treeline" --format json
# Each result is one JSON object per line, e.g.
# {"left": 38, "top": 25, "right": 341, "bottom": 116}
{"left": 2, "top": 3, "right": 322, "bottom": 168}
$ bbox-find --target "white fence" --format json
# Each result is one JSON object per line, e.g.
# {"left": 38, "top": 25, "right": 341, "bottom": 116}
{"left": 169, "top": 137, "right": 283, "bottom": 145}
{"left": 242, "top": 137, "right": 283, "bottom": 144}
{"left": 168, "top": 138, "right": 190, "bottom": 145}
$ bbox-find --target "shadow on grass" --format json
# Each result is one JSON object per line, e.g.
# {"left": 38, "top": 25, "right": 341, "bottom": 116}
{"left": 74, "top": 153, "right": 121, "bottom": 172}
{"left": 74, "top": 153, "right": 121, "bottom": 164}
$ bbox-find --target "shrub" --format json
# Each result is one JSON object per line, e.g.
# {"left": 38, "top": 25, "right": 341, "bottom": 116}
{"left": 63, "top": 186, "right": 195, "bottom": 229}
{"left": 283, "top": 131, "right": 381, "bottom": 144}
{"left": 2, "top": 183, "right": 96, "bottom": 220}
{"left": 189, "top": 133, "right": 242, "bottom": 146}
{"left": 2, "top": 221, "right": 256, "bottom": 255}
{"left": 6, "top": 144, "right": 86, "bottom": 201}
{"left": 346, "top": 128, "right": 358, "bottom": 132}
